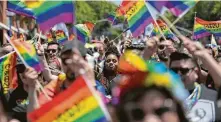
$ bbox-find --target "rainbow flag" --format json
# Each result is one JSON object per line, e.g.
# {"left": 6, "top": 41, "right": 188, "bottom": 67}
{"left": 147, "top": 1, "right": 199, "bottom": 17}
{"left": 119, "top": 0, "right": 153, "bottom": 37}
{"left": 193, "top": 17, "right": 221, "bottom": 39}
{"left": 7, "top": 1, "right": 74, "bottom": 32}
{"left": 7, "top": 1, "right": 35, "bottom": 18}
{"left": 74, "top": 22, "right": 94, "bottom": 43}
{"left": 107, "top": 12, "right": 117, "bottom": 25}
{"left": 28, "top": 76, "right": 110, "bottom": 122}
{"left": 151, "top": 19, "right": 175, "bottom": 39}
{"left": 0, "top": 52, "right": 18, "bottom": 94}
{"left": 46, "top": 33, "right": 53, "bottom": 43}
{"left": 8, "top": 37, "right": 43, "bottom": 72}
{"left": 55, "top": 30, "right": 68, "bottom": 45}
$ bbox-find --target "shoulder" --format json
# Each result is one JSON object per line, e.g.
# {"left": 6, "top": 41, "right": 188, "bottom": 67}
{"left": 200, "top": 84, "right": 217, "bottom": 101}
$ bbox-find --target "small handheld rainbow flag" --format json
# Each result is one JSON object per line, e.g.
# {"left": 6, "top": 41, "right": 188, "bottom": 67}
{"left": 0, "top": 52, "right": 18, "bottom": 94}
{"left": 119, "top": 0, "right": 153, "bottom": 37}
{"left": 147, "top": 1, "right": 199, "bottom": 17}
{"left": 55, "top": 30, "right": 68, "bottom": 45}
{"left": 28, "top": 76, "right": 111, "bottom": 122}
{"left": 74, "top": 22, "right": 95, "bottom": 43}
{"left": 193, "top": 17, "right": 221, "bottom": 39}
{"left": 151, "top": 19, "right": 176, "bottom": 39}
{"left": 46, "top": 33, "right": 53, "bottom": 43}
{"left": 7, "top": 1, "right": 74, "bottom": 32}
{"left": 6, "top": 34, "right": 43, "bottom": 72}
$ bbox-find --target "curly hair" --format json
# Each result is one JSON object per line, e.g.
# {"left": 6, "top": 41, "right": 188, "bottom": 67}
{"left": 105, "top": 46, "right": 120, "bottom": 59}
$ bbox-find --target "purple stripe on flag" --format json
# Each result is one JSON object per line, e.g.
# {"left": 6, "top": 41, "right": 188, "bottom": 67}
{"left": 38, "top": 13, "right": 73, "bottom": 32}
{"left": 132, "top": 18, "right": 153, "bottom": 37}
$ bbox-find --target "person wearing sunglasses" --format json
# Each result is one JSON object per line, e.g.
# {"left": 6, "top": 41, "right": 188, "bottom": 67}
{"left": 169, "top": 37, "right": 221, "bottom": 122}
{"left": 46, "top": 41, "right": 62, "bottom": 75}
{"left": 157, "top": 37, "right": 176, "bottom": 66}
{"left": 116, "top": 86, "right": 188, "bottom": 122}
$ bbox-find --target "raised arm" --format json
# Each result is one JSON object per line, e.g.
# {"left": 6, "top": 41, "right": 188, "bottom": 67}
{"left": 181, "top": 36, "right": 221, "bottom": 89}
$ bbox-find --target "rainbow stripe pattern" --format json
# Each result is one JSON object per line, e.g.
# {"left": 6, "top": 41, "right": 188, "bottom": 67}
{"left": 8, "top": 38, "right": 43, "bottom": 72}
{"left": 74, "top": 22, "right": 94, "bottom": 43}
{"left": 55, "top": 30, "right": 68, "bottom": 45}
{"left": 151, "top": 19, "right": 174, "bottom": 38}
{"left": 107, "top": 12, "right": 117, "bottom": 25}
{"left": 193, "top": 17, "right": 221, "bottom": 39}
{"left": 147, "top": 1, "right": 199, "bottom": 17}
{"left": 119, "top": 0, "right": 153, "bottom": 37}
{"left": 28, "top": 76, "right": 110, "bottom": 122}
{"left": 114, "top": 51, "right": 188, "bottom": 103}
{"left": 0, "top": 52, "right": 18, "bottom": 94}
{"left": 7, "top": 1, "right": 74, "bottom": 32}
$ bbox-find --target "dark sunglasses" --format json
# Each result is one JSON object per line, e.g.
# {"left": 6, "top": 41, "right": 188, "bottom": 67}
{"left": 46, "top": 49, "right": 57, "bottom": 53}
{"left": 158, "top": 45, "right": 165, "bottom": 50}
{"left": 171, "top": 67, "right": 194, "bottom": 75}
{"left": 106, "top": 59, "right": 117, "bottom": 63}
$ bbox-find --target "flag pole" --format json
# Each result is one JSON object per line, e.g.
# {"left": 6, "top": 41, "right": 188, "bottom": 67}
{"left": 192, "top": 12, "right": 197, "bottom": 40}
{"left": 145, "top": 3, "right": 167, "bottom": 41}
{"left": 4, "top": 32, "right": 50, "bottom": 100}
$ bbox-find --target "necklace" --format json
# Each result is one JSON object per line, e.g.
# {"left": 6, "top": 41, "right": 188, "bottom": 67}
{"left": 185, "top": 82, "right": 201, "bottom": 112}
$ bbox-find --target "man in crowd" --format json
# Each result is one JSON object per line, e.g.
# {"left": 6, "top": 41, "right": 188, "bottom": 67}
{"left": 45, "top": 42, "right": 62, "bottom": 75}
{"left": 157, "top": 37, "right": 176, "bottom": 66}
{"left": 169, "top": 36, "right": 221, "bottom": 121}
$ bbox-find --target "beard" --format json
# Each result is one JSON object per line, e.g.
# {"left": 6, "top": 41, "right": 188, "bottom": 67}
{"left": 158, "top": 51, "right": 169, "bottom": 62}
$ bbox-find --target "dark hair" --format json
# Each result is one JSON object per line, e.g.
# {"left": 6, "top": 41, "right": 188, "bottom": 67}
{"left": 126, "top": 43, "right": 146, "bottom": 51}
{"left": 47, "top": 41, "right": 60, "bottom": 51}
{"left": 105, "top": 46, "right": 120, "bottom": 59}
{"left": 169, "top": 52, "right": 194, "bottom": 67}
{"left": 116, "top": 86, "right": 188, "bottom": 122}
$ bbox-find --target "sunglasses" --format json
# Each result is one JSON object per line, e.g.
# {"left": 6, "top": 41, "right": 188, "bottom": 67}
{"left": 106, "top": 59, "right": 117, "bottom": 63}
{"left": 125, "top": 99, "right": 176, "bottom": 121}
{"left": 170, "top": 67, "right": 194, "bottom": 75}
{"left": 158, "top": 45, "right": 165, "bottom": 50}
{"left": 46, "top": 49, "right": 57, "bottom": 53}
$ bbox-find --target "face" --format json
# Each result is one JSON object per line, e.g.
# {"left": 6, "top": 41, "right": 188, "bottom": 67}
{"left": 47, "top": 44, "right": 59, "bottom": 58}
{"left": 124, "top": 90, "right": 179, "bottom": 122}
{"left": 105, "top": 54, "right": 119, "bottom": 71}
{"left": 170, "top": 59, "right": 198, "bottom": 90}
{"left": 157, "top": 40, "right": 175, "bottom": 61}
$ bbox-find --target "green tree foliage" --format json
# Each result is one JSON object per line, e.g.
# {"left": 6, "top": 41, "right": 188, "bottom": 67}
{"left": 75, "top": 1, "right": 123, "bottom": 39}
{"left": 165, "top": 1, "right": 221, "bottom": 31}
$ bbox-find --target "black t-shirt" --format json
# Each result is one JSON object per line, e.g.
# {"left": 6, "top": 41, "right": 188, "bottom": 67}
{"left": 0, "top": 74, "right": 28, "bottom": 122}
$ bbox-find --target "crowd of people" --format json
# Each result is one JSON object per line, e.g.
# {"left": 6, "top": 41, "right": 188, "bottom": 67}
{"left": 1, "top": 30, "right": 221, "bottom": 122}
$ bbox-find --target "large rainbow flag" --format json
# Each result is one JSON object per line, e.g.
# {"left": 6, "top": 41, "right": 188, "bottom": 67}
{"left": 147, "top": 1, "right": 199, "bottom": 17}
{"left": 8, "top": 37, "right": 43, "bottom": 72}
{"left": 74, "top": 22, "right": 95, "bottom": 43}
{"left": 7, "top": 1, "right": 74, "bottom": 32}
{"left": 151, "top": 19, "right": 174, "bottom": 38}
{"left": 28, "top": 76, "right": 111, "bottom": 122}
{"left": 193, "top": 17, "right": 221, "bottom": 39}
{"left": 0, "top": 52, "right": 18, "bottom": 94}
{"left": 118, "top": 0, "right": 153, "bottom": 37}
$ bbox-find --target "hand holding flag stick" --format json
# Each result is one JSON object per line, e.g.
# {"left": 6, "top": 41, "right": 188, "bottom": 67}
{"left": 4, "top": 33, "right": 50, "bottom": 100}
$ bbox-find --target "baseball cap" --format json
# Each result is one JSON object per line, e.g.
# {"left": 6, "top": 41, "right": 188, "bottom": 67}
{"left": 60, "top": 40, "right": 87, "bottom": 57}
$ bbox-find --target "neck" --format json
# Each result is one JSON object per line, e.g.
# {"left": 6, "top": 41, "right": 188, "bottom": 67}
{"left": 103, "top": 70, "right": 117, "bottom": 80}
